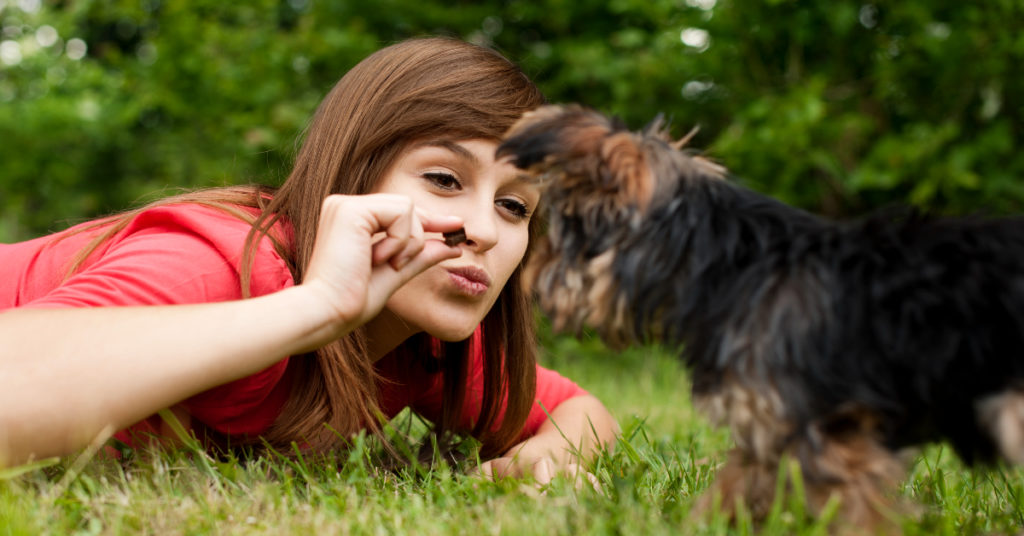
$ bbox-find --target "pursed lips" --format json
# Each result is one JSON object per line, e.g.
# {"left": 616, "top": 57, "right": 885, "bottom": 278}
{"left": 445, "top": 265, "right": 492, "bottom": 296}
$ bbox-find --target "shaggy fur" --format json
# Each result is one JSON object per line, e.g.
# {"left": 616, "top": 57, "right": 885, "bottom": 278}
{"left": 498, "top": 104, "right": 1024, "bottom": 533}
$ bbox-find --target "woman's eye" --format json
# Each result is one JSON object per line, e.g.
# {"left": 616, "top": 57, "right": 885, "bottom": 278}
{"left": 498, "top": 198, "right": 531, "bottom": 221}
{"left": 423, "top": 172, "right": 461, "bottom": 190}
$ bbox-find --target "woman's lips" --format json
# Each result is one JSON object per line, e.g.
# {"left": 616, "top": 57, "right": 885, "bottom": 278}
{"left": 446, "top": 266, "right": 491, "bottom": 297}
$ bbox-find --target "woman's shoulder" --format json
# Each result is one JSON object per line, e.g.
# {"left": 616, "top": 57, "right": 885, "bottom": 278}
{"left": 119, "top": 203, "right": 296, "bottom": 298}
{"left": 3, "top": 202, "right": 294, "bottom": 309}
{"left": 125, "top": 202, "right": 291, "bottom": 252}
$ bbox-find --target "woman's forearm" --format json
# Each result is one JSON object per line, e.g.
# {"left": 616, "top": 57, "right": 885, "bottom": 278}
{"left": 510, "top": 394, "right": 620, "bottom": 465}
{"left": 0, "top": 284, "right": 339, "bottom": 467}
{"left": 475, "top": 394, "right": 619, "bottom": 483}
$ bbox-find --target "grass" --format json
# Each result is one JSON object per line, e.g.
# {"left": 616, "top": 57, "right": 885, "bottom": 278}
{"left": 3, "top": 331, "right": 1024, "bottom": 535}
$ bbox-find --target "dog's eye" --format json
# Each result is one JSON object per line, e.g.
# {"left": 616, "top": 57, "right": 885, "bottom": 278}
{"left": 423, "top": 172, "right": 461, "bottom": 190}
{"left": 497, "top": 198, "right": 531, "bottom": 221}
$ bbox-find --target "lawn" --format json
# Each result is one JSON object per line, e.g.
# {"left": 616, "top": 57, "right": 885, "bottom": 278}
{"left": 3, "top": 329, "right": 1024, "bottom": 535}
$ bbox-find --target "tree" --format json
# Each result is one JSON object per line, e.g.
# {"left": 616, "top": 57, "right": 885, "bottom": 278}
{"left": 2, "top": 0, "right": 1022, "bottom": 241}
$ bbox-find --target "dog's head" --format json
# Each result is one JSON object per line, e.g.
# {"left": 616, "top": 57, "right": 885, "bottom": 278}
{"left": 497, "top": 105, "right": 725, "bottom": 342}
{"left": 499, "top": 105, "right": 660, "bottom": 218}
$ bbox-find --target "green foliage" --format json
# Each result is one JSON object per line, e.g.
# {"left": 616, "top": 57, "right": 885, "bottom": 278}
{"left": 0, "top": 0, "right": 378, "bottom": 239}
{"left": 2, "top": 1, "right": 1023, "bottom": 241}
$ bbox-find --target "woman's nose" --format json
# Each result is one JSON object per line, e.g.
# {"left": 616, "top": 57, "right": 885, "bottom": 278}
{"left": 460, "top": 205, "right": 499, "bottom": 252}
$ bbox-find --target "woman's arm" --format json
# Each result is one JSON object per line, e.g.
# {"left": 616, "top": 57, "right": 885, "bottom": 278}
{"left": 0, "top": 194, "right": 463, "bottom": 467}
{"left": 477, "top": 394, "right": 619, "bottom": 484}
{"left": 0, "top": 287, "right": 337, "bottom": 464}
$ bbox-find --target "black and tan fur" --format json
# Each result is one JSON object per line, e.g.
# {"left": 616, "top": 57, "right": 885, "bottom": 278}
{"left": 498, "top": 105, "right": 1024, "bottom": 533}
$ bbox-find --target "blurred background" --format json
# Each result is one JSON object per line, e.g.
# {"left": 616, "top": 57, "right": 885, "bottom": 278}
{"left": 1, "top": 0, "right": 1022, "bottom": 242}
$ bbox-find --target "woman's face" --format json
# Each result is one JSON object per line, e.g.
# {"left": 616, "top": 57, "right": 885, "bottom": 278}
{"left": 372, "top": 138, "right": 540, "bottom": 342}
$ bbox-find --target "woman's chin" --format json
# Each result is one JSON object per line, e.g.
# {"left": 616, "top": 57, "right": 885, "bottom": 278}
{"left": 418, "top": 310, "right": 483, "bottom": 341}
{"left": 428, "top": 325, "right": 478, "bottom": 342}
{"left": 385, "top": 279, "right": 495, "bottom": 343}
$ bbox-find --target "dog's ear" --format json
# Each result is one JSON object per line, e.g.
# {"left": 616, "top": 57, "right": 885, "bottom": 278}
{"left": 598, "top": 131, "right": 655, "bottom": 211}
{"left": 500, "top": 104, "right": 656, "bottom": 210}
{"left": 498, "top": 104, "right": 615, "bottom": 170}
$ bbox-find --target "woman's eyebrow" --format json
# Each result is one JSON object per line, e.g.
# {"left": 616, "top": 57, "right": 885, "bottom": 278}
{"left": 415, "top": 140, "right": 479, "bottom": 165}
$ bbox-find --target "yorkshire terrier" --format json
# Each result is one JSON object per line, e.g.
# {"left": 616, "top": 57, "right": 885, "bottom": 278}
{"left": 498, "top": 104, "right": 1024, "bottom": 532}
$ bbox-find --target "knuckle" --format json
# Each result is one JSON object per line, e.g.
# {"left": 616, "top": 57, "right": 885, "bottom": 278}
{"left": 323, "top": 193, "right": 346, "bottom": 205}
{"left": 379, "top": 193, "right": 414, "bottom": 210}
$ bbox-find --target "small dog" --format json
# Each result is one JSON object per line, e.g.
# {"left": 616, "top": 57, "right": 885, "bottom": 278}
{"left": 498, "top": 104, "right": 1024, "bottom": 532}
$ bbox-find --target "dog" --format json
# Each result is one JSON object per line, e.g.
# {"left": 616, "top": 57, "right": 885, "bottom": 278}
{"left": 497, "top": 104, "right": 1024, "bottom": 532}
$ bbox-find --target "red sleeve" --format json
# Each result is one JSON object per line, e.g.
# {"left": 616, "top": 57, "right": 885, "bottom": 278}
{"left": 18, "top": 205, "right": 292, "bottom": 309}
{"left": 11, "top": 205, "right": 295, "bottom": 442}
{"left": 411, "top": 329, "right": 589, "bottom": 442}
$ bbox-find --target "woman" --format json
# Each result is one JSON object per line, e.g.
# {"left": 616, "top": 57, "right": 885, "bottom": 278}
{"left": 0, "top": 37, "right": 618, "bottom": 481}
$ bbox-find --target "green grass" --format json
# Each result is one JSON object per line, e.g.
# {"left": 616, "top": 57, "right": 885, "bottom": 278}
{"left": 3, "top": 334, "right": 1024, "bottom": 535}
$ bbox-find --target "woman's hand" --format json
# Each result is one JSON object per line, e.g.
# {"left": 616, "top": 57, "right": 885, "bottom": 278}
{"left": 299, "top": 194, "right": 465, "bottom": 347}
{"left": 476, "top": 439, "right": 600, "bottom": 490}
{"left": 475, "top": 395, "right": 619, "bottom": 489}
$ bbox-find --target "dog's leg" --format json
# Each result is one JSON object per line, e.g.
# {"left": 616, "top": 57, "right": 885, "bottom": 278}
{"left": 692, "top": 381, "right": 791, "bottom": 520}
{"left": 692, "top": 409, "right": 906, "bottom": 534}
{"left": 792, "top": 424, "right": 906, "bottom": 535}
{"left": 693, "top": 447, "right": 782, "bottom": 520}
{"left": 691, "top": 383, "right": 794, "bottom": 521}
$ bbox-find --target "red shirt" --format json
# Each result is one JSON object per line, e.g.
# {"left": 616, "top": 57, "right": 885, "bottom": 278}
{"left": 0, "top": 204, "right": 586, "bottom": 446}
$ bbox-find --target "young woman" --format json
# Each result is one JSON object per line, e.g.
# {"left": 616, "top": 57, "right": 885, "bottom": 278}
{"left": 0, "top": 37, "right": 618, "bottom": 480}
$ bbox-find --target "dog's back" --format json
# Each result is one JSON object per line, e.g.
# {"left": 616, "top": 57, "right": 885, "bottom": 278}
{"left": 825, "top": 214, "right": 1024, "bottom": 464}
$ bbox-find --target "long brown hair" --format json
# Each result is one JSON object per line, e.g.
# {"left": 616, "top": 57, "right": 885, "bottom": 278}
{"left": 258, "top": 36, "right": 545, "bottom": 458}
{"left": 65, "top": 37, "right": 545, "bottom": 459}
